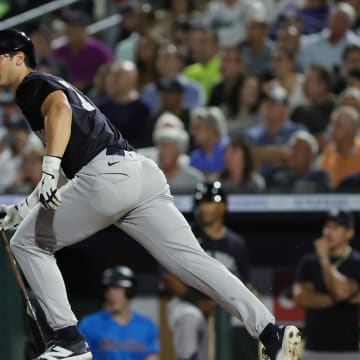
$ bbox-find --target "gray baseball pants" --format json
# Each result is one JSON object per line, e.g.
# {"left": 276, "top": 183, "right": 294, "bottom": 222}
{"left": 10, "top": 149, "right": 274, "bottom": 337}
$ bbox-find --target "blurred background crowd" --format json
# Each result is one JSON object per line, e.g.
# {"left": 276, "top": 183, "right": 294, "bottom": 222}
{"left": 3, "top": 0, "right": 360, "bottom": 195}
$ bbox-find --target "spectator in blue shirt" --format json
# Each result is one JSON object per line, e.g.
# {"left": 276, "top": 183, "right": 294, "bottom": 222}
{"left": 246, "top": 84, "right": 305, "bottom": 178}
{"left": 79, "top": 266, "right": 160, "bottom": 360}
{"left": 189, "top": 106, "right": 229, "bottom": 180}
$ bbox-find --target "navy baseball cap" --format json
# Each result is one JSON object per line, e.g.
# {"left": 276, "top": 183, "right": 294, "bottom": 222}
{"left": 325, "top": 209, "right": 354, "bottom": 228}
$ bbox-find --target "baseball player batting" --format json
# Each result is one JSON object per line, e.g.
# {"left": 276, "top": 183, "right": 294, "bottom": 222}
{"left": 0, "top": 29, "right": 301, "bottom": 360}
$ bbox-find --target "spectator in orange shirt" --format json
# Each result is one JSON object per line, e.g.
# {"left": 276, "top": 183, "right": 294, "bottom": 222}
{"left": 319, "top": 105, "right": 360, "bottom": 186}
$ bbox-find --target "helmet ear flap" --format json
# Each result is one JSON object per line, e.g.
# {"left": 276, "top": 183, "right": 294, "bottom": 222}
{"left": 125, "top": 286, "right": 135, "bottom": 299}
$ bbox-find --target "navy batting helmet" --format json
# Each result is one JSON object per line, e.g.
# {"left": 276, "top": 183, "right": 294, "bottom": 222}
{"left": 194, "top": 181, "right": 227, "bottom": 204}
{"left": 0, "top": 29, "right": 37, "bottom": 68}
{"left": 102, "top": 266, "right": 137, "bottom": 299}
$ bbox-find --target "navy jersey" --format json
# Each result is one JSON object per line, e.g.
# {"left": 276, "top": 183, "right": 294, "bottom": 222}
{"left": 295, "top": 250, "right": 360, "bottom": 351}
{"left": 193, "top": 226, "right": 250, "bottom": 282}
{"left": 15, "top": 71, "right": 133, "bottom": 179}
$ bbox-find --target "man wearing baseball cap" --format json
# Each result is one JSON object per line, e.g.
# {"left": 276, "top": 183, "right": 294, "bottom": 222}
{"left": 293, "top": 209, "right": 360, "bottom": 360}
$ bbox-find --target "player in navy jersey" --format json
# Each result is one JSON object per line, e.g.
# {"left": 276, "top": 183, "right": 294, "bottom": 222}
{"left": 0, "top": 29, "right": 301, "bottom": 360}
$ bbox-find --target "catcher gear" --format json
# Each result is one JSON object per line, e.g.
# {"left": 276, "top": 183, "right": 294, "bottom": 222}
{"left": 39, "top": 156, "right": 62, "bottom": 210}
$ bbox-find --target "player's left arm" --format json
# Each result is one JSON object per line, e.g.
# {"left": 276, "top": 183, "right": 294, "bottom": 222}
{"left": 41, "top": 90, "right": 72, "bottom": 157}
{"left": 0, "top": 90, "right": 72, "bottom": 226}
{"left": 34, "top": 90, "right": 72, "bottom": 209}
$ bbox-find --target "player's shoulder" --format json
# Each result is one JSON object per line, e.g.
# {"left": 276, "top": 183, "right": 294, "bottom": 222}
{"left": 19, "top": 71, "right": 63, "bottom": 93}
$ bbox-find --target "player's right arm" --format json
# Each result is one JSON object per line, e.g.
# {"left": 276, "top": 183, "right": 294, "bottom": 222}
{"left": 292, "top": 281, "right": 335, "bottom": 309}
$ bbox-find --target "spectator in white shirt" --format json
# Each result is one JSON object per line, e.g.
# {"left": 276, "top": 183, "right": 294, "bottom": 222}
{"left": 299, "top": 2, "right": 360, "bottom": 71}
{"left": 202, "top": 0, "right": 265, "bottom": 47}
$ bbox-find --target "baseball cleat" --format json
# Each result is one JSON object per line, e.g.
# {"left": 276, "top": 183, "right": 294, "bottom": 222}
{"left": 34, "top": 339, "right": 92, "bottom": 359}
{"left": 262, "top": 325, "right": 301, "bottom": 360}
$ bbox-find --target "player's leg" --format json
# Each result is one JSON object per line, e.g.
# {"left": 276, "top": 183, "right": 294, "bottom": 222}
{"left": 116, "top": 158, "right": 301, "bottom": 359}
{"left": 9, "top": 151, "right": 145, "bottom": 359}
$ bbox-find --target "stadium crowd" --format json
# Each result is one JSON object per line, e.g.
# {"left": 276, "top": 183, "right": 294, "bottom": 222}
{"left": 0, "top": 2, "right": 360, "bottom": 360}
{"left": 2, "top": 0, "right": 360, "bottom": 195}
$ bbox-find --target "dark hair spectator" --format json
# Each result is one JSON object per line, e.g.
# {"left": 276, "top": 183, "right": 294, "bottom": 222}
{"left": 29, "top": 24, "right": 69, "bottom": 79}
{"left": 135, "top": 33, "right": 161, "bottom": 90}
{"left": 334, "top": 44, "right": 360, "bottom": 93}
{"left": 114, "top": 1, "right": 156, "bottom": 61}
{"left": 227, "top": 74, "right": 264, "bottom": 136}
{"left": 220, "top": 137, "right": 265, "bottom": 192}
{"left": 151, "top": 77, "right": 191, "bottom": 138}
{"left": 276, "top": 24, "right": 301, "bottom": 55}
{"left": 291, "top": 64, "right": 336, "bottom": 151}
{"left": 208, "top": 46, "right": 244, "bottom": 117}
{"left": 268, "top": 46, "right": 307, "bottom": 110}
{"left": 239, "top": 15, "right": 273, "bottom": 75}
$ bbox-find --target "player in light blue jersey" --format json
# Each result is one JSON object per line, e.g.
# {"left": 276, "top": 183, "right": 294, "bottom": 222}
{"left": 79, "top": 266, "right": 160, "bottom": 360}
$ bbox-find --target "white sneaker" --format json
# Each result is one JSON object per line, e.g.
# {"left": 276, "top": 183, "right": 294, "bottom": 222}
{"left": 262, "top": 325, "right": 301, "bottom": 360}
{"left": 34, "top": 341, "right": 93, "bottom": 359}
{"left": 279, "top": 325, "right": 301, "bottom": 360}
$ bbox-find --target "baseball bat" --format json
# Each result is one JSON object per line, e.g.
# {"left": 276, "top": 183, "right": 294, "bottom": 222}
{"left": 0, "top": 226, "right": 47, "bottom": 352}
